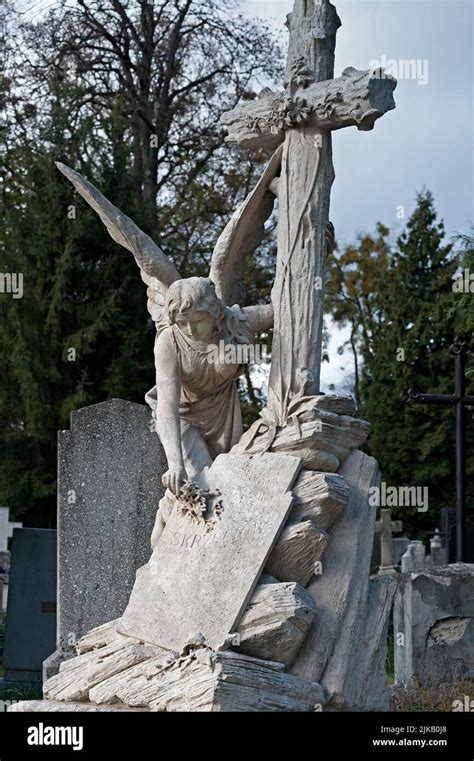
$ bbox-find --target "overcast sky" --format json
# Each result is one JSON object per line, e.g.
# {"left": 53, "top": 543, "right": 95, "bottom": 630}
{"left": 240, "top": 0, "right": 473, "bottom": 391}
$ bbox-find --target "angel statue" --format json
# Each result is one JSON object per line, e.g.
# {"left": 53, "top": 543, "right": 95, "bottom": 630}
{"left": 56, "top": 149, "right": 334, "bottom": 545}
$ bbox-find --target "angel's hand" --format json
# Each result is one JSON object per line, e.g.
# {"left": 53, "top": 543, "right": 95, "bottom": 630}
{"left": 326, "top": 221, "right": 335, "bottom": 254}
{"left": 162, "top": 465, "right": 188, "bottom": 496}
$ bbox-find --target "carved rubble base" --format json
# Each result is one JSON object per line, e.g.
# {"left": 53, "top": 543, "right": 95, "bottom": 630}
{"left": 34, "top": 620, "right": 325, "bottom": 712}
{"left": 12, "top": 397, "right": 387, "bottom": 713}
{"left": 233, "top": 395, "right": 370, "bottom": 471}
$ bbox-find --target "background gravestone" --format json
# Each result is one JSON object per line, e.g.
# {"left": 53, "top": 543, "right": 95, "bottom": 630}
{"left": 394, "top": 563, "right": 474, "bottom": 687}
{"left": 44, "top": 399, "right": 167, "bottom": 679}
{"left": 3, "top": 528, "right": 57, "bottom": 684}
{"left": 0, "top": 507, "right": 23, "bottom": 610}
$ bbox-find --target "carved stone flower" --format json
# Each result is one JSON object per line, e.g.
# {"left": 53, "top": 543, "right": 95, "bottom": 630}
{"left": 177, "top": 481, "right": 223, "bottom": 530}
{"left": 315, "top": 91, "right": 343, "bottom": 120}
{"left": 290, "top": 56, "right": 314, "bottom": 89}
{"left": 270, "top": 95, "right": 314, "bottom": 132}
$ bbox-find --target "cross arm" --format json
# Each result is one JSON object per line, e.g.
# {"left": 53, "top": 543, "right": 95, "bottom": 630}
{"left": 408, "top": 390, "right": 458, "bottom": 405}
{"left": 221, "top": 67, "right": 397, "bottom": 150}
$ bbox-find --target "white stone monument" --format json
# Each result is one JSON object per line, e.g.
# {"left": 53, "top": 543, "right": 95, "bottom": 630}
{"left": 11, "top": 0, "right": 398, "bottom": 713}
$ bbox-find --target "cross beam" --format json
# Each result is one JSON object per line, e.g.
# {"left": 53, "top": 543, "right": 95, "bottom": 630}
{"left": 408, "top": 339, "right": 474, "bottom": 562}
{"left": 221, "top": 0, "right": 397, "bottom": 425}
{"left": 375, "top": 508, "right": 403, "bottom": 574}
{"left": 221, "top": 67, "right": 397, "bottom": 151}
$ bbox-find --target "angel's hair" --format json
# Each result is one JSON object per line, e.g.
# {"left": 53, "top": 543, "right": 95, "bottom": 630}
{"left": 166, "top": 277, "right": 226, "bottom": 330}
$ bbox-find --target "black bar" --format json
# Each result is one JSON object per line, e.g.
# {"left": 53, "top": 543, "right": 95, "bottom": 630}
{"left": 464, "top": 395, "right": 474, "bottom": 405}
{"left": 412, "top": 393, "right": 457, "bottom": 405}
{"left": 455, "top": 350, "right": 466, "bottom": 562}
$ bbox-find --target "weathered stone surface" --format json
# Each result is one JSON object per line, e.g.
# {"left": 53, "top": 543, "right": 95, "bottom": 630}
{"left": 88, "top": 653, "right": 170, "bottom": 706}
{"left": 235, "top": 577, "right": 316, "bottom": 667}
{"left": 265, "top": 521, "right": 329, "bottom": 586}
{"left": 8, "top": 700, "right": 140, "bottom": 712}
{"left": 144, "top": 651, "right": 325, "bottom": 712}
{"left": 401, "top": 540, "right": 427, "bottom": 572}
{"left": 76, "top": 618, "right": 122, "bottom": 654}
{"left": 221, "top": 67, "right": 397, "bottom": 150}
{"left": 291, "top": 469, "right": 349, "bottom": 530}
{"left": 234, "top": 397, "right": 370, "bottom": 472}
{"left": 291, "top": 449, "right": 395, "bottom": 711}
{"left": 46, "top": 399, "right": 166, "bottom": 679}
{"left": 88, "top": 649, "right": 325, "bottom": 712}
{"left": 42, "top": 630, "right": 325, "bottom": 712}
{"left": 325, "top": 573, "right": 396, "bottom": 711}
{"left": 394, "top": 563, "right": 474, "bottom": 688}
{"left": 118, "top": 453, "right": 301, "bottom": 652}
{"left": 43, "top": 638, "right": 162, "bottom": 703}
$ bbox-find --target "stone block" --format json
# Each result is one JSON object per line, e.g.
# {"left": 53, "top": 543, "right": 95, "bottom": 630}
{"left": 394, "top": 563, "right": 474, "bottom": 687}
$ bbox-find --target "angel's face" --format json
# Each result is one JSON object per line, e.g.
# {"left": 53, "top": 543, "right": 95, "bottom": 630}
{"left": 174, "top": 309, "right": 216, "bottom": 343}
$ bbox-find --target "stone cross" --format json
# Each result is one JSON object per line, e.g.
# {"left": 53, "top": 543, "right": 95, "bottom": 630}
{"left": 0, "top": 507, "right": 22, "bottom": 553}
{"left": 221, "top": 0, "right": 397, "bottom": 425}
{"left": 375, "top": 508, "right": 403, "bottom": 574}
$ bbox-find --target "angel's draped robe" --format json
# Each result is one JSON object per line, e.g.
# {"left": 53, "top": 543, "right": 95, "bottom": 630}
{"left": 146, "top": 304, "right": 254, "bottom": 478}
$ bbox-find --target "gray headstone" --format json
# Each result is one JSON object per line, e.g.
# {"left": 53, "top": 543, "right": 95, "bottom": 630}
{"left": 3, "top": 528, "right": 57, "bottom": 683}
{"left": 394, "top": 563, "right": 474, "bottom": 687}
{"left": 401, "top": 540, "right": 426, "bottom": 572}
{"left": 392, "top": 537, "right": 410, "bottom": 567}
{"left": 118, "top": 453, "right": 301, "bottom": 652}
{"left": 44, "top": 399, "right": 167, "bottom": 679}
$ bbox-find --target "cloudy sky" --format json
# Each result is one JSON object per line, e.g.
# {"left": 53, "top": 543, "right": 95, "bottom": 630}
{"left": 240, "top": 0, "right": 473, "bottom": 391}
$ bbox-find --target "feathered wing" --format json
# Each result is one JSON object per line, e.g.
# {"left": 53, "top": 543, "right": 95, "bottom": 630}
{"left": 210, "top": 144, "right": 283, "bottom": 306}
{"left": 56, "top": 162, "right": 181, "bottom": 326}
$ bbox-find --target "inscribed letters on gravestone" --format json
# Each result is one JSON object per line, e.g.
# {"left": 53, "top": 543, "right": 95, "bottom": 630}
{"left": 118, "top": 453, "right": 301, "bottom": 651}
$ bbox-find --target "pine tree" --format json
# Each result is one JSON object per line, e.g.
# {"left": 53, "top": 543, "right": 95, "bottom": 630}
{"left": 360, "top": 191, "right": 473, "bottom": 534}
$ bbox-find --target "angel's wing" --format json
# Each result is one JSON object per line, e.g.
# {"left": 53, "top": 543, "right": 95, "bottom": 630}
{"left": 56, "top": 162, "right": 180, "bottom": 326}
{"left": 210, "top": 145, "right": 283, "bottom": 306}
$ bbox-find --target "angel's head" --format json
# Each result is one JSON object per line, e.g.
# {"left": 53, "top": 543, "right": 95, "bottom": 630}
{"left": 166, "top": 277, "right": 226, "bottom": 342}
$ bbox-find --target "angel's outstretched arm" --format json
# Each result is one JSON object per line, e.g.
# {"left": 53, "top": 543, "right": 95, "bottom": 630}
{"left": 154, "top": 330, "right": 187, "bottom": 496}
{"left": 241, "top": 304, "right": 274, "bottom": 333}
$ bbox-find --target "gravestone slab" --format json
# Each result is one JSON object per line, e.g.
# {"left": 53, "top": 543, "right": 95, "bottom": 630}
{"left": 394, "top": 563, "right": 474, "bottom": 687}
{"left": 3, "top": 529, "right": 56, "bottom": 683}
{"left": 45, "top": 399, "right": 167, "bottom": 678}
{"left": 118, "top": 453, "right": 301, "bottom": 651}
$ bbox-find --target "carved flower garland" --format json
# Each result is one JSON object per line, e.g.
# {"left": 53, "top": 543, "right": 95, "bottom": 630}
{"left": 177, "top": 481, "right": 223, "bottom": 532}
{"left": 244, "top": 95, "right": 314, "bottom": 136}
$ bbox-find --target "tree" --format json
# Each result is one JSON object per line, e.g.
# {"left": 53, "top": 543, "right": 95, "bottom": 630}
{"left": 0, "top": 0, "right": 282, "bottom": 525}
{"left": 450, "top": 232, "right": 474, "bottom": 354}
{"left": 326, "top": 223, "right": 391, "bottom": 402}
{"left": 359, "top": 191, "right": 473, "bottom": 534}
{"left": 20, "top": 0, "right": 282, "bottom": 216}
